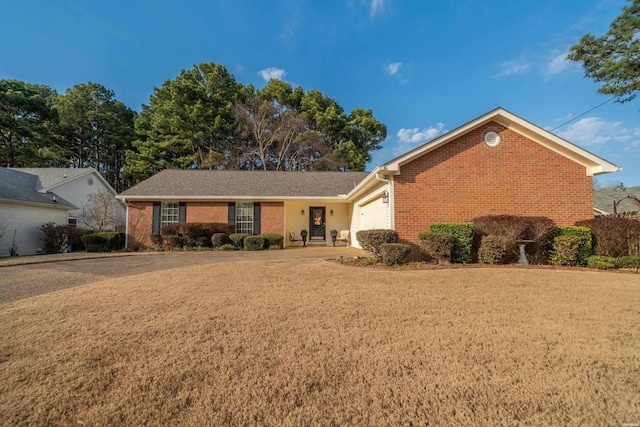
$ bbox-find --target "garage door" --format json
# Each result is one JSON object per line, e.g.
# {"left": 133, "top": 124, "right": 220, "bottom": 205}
{"left": 359, "top": 196, "right": 388, "bottom": 230}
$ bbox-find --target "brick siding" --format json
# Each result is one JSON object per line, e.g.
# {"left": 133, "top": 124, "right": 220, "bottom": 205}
{"left": 394, "top": 122, "right": 594, "bottom": 250}
{"left": 126, "top": 201, "right": 285, "bottom": 248}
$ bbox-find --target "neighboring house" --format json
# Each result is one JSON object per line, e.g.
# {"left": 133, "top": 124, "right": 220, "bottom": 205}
{"left": 593, "top": 185, "right": 640, "bottom": 216}
{"left": 9, "top": 168, "right": 125, "bottom": 230}
{"left": 118, "top": 108, "right": 620, "bottom": 251}
{"left": 0, "top": 168, "right": 76, "bottom": 256}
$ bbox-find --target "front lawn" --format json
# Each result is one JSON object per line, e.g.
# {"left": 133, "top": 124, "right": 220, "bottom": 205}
{"left": 1, "top": 259, "right": 638, "bottom": 425}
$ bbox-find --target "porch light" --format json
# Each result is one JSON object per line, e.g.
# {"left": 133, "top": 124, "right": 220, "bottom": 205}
{"left": 382, "top": 190, "right": 389, "bottom": 204}
{"left": 301, "top": 209, "right": 305, "bottom": 215}
{"left": 330, "top": 209, "right": 334, "bottom": 216}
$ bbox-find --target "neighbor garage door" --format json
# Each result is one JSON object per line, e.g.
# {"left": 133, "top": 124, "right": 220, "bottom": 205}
{"left": 359, "top": 196, "right": 388, "bottom": 230}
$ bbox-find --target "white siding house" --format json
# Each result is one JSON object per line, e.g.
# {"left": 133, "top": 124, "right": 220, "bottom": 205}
{"left": 10, "top": 168, "right": 125, "bottom": 230}
{"left": 0, "top": 168, "right": 76, "bottom": 257}
{"left": 0, "top": 202, "right": 70, "bottom": 256}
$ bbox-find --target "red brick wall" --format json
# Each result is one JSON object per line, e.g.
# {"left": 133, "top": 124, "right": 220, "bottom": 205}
{"left": 127, "top": 201, "right": 154, "bottom": 248}
{"left": 186, "top": 202, "right": 228, "bottom": 223}
{"left": 394, "top": 122, "right": 594, "bottom": 247}
{"left": 125, "top": 201, "right": 285, "bottom": 248}
{"left": 260, "top": 202, "right": 285, "bottom": 234}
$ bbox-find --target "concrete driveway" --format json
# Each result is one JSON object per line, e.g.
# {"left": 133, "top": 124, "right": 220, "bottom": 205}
{"left": 0, "top": 247, "right": 368, "bottom": 304}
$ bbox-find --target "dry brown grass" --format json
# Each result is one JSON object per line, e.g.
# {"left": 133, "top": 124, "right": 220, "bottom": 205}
{"left": 1, "top": 259, "right": 639, "bottom": 426}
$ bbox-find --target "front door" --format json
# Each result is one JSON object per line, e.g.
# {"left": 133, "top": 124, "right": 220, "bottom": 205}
{"left": 309, "top": 207, "right": 326, "bottom": 241}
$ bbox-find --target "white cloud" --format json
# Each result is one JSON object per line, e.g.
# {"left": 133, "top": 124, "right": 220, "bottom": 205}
{"left": 369, "top": 0, "right": 387, "bottom": 17}
{"left": 385, "top": 62, "right": 402, "bottom": 76}
{"left": 545, "top": 51, "right": 572, "bottom": 75}
{"left": 495, "top": 57, "right": 531, "bottom": 78}
{"left": 397, "top": 123, "right": 445, "bottom": 145}
{"left": 556, "top": 117, "right": 640, "bottom": 147}
{"left": 258, "top": 67, "right": 286, "bottom": 82}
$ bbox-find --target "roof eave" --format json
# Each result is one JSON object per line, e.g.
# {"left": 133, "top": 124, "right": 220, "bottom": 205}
{"left": 117, "top": 195, "right": 351, "bottom": 201}
{"left": 0, "top": 197, "right": 77, "bottom": 210}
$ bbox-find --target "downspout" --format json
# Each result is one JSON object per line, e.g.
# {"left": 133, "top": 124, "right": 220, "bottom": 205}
{"left": 375, "top": 172, "right": 393, "bottom": 229}
{"left": 123, "top": 198, "right": 129, "bottom": 249}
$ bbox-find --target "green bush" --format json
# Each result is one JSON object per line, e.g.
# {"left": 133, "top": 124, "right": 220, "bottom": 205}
{"left": 550, "top": 235, "right": 583, "bottom": 266}
{"left": 211, "top": 233, "right": 232, "bottom": 248}
{"left": 244, "top": 236, "right": 266, "bottom": 251}
{"left": 259, "top": 233, "right": 284, "bottom": 249}
{"left": 380, "top": 243, "right": 411, "bottom": 266}
{"left": 418, "top": 232, "right": 454, "bottom": 264}
{"left": 617, "top": 255, "right": 640, "bottom": 269}
{"left": 229, "top": 233, "right": 251, "bottom": 249}
{"left": 81, "top": 232, "right": 125, "bottom": 252}
{"left": 478, "top": 235, "right": 508, "bottom": 264}
{"left": 429, "top": 222, "right": 474, "bottom": 263}
{"left": 576, "top": 217, "right": 640, "bottom": 258}
{"left": 586, "top": 255, "right": 617, "bottom": 270}
{"left": 554, "top": 226, "right": 593, "bottom": 266}
{"left": 356, "top": 229, "right": 399, "bottom": 257}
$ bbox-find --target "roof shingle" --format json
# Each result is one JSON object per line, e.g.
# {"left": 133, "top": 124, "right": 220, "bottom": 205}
{"left": 120, "top": 170, "right": 370, "bottom": 198}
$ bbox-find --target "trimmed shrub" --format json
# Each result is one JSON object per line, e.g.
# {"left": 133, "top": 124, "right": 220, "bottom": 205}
{"left": 161, "top": 222, "right": 235, "bottom": 247}
{"left": 380, "top": 243, "right": 411, "bottom": 266}
{"left": 211, "top": 233, "right": 232, "bottom": 248}
{"left": 429, "top": 222, "right": 473, "bottom": 263}
{"left": 550, "top": 235, "right": 583, "bottom": 266}
{"left": 259, "top": 233, "right": 284, "bottom": 249}
{"left": 478, "top": 235, "right": 508, "bottom": 264}
{"left": 81, "top": 232, "right": 125, "bottom": 252}
{"left": 417, "top": 232, "right": 454, "bottom": 264}
{"left": 473, "top": 215, "right": 556, "bottom": 263}
{"left": 586, "top": 255, "right": 617, "bottom": 270}
{"left": 356, "top": 229, "right": 399, "bottom": 257}
{"left": 554, "top": 226, "right": 592, "bottom": 266}
{"left": 244, "top": 236, "right": 266, "bottom": 251}
{"left": 617, "top": 255, "right": 640, "bottom": 269}
{"left": 229, "top": 233, "right": 250, "bottom": 249}
{"left": 576, "top": 217, "right": 640, "bottom": 258}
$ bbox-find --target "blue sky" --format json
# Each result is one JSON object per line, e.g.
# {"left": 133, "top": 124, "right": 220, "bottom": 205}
{"left": 2, "top": 0, "right": 638, "bottom": 186}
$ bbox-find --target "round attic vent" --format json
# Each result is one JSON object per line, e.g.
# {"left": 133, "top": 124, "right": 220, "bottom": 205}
{"left": 87, "top": 177, "right": 94, "bottom": 186}
{"left": 484, "top": 131, "right": 500, "bottom": 147}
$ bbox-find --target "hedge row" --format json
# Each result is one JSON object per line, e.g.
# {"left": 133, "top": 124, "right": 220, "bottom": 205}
{"left": 355, "top": 216, "right": 639, "bottom": 268}
{"left": 81, "top": 232, "right": 125, "bottom": 252}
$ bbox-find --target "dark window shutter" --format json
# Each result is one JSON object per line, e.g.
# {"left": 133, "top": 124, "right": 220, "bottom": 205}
{"left": 152, "top": 202, "right": 161, "bottom": 234}
{"left": 178, "top": 202, "right": 186, "bottom": 222}
{"left": 228, "top": 202, "right": 235, "bottom": 224}
{"left": 253, "top": 202, "right": 261, "bottom": 235}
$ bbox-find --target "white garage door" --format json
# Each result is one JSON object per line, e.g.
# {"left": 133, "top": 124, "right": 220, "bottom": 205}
{"left": 359, "top": 197, "right": 387, "bottom": 230}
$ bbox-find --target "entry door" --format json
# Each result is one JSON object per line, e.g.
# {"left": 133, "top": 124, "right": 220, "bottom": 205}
{"left": 309, "top": 207, "right": 326, "bottom": 241}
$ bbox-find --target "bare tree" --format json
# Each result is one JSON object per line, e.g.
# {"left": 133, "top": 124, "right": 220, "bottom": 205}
{"left": 233, "top": 97, "right": 327, "bottom": 171}
{"left": 82, "top": 192, "right": 124, "bottom": 231}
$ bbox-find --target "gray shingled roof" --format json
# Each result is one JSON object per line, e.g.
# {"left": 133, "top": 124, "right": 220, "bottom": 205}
{"left": 0, "top": 168, "right": 76, "bottom": 208}
{"left": 594, "top": 185, "right": 640, "bottom": 215}
{"left": 10, "top": 167, "right": 94, "bottom": 189}
{"left": 120, "top": 170, "right": 370, "bottom": 198}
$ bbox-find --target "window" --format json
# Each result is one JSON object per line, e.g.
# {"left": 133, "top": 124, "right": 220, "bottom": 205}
{"left": 161, "top": 202, "right": 180, "bottom": 228}
{"left": 68, "top": 218, "right": 78, "bottom": 226}
{"left": 236, "top": 202, "right": 254, "bottom": 234}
